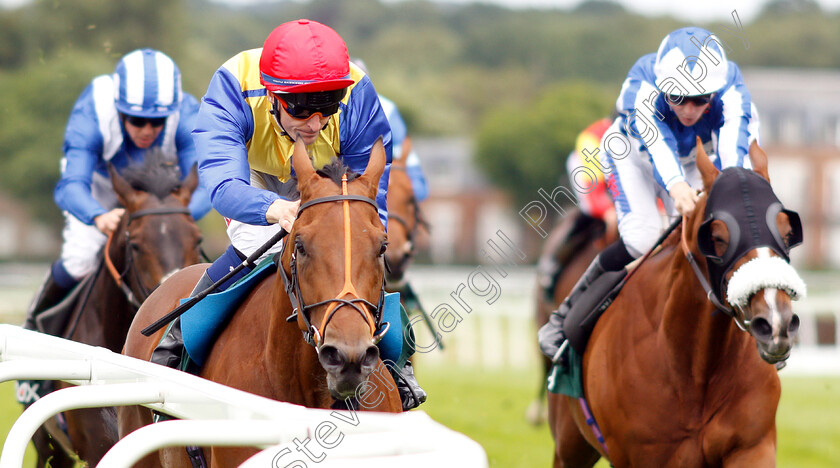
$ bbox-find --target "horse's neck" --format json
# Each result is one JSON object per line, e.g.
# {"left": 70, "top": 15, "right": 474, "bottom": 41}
{"left": 97, "top": 233, "right": 135, "bottom": 349}
{"left": 71, "top": 260, "right": 134, "bottom": 352}
{"left": 657, "top": 249, "right": 749, "bottom": 378}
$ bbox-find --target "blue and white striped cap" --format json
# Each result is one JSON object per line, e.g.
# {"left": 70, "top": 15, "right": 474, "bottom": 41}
{"left": 113, "top": 49, "right": 182, "bottom": 118}
{"left": 654, "top": 27, "right": 729, "bottom": 97}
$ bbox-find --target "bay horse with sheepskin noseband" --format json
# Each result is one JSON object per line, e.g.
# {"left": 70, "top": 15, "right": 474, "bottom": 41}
{"left": 119, "top": 138, "right": 402, "bottom": 467}
{"left": 548, "top": 139, "right": 806, "bottom": 467}
{"left": 34, "top": 150, "right": 202, "bottom": 468}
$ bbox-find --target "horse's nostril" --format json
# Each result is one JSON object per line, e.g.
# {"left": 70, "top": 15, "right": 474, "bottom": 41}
{"left": 788, "top": 314, "right": 800, "bottom": 336}
{"left": 751, "top": 317, "right": 772, "bottom": 340}
{"left": 361, "top": 346, "right": 380, "bottom": 373}
{"left": 318, "top": 345, "right": 345, "bottom": 370}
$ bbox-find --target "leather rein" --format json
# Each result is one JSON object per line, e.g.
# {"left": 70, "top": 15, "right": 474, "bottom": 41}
{"left": 278, "top": 175, "right": 387, "bottom": 349}
{"left": 104, "top": 207, "right": 192, "bottom": 308}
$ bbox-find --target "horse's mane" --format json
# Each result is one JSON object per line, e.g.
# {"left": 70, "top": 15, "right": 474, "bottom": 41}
{"left": 315, "top": 158, "right": 361, "bottom": 185}
{"left": 121, "top": 148, "right": 183, "bottom": 199}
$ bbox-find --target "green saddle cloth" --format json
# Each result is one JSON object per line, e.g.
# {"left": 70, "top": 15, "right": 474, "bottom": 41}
{"left": 546, "top": 346, "right": 584, "bottom": 398}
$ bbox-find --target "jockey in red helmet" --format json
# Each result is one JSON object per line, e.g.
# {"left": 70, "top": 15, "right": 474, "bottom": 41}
{"left": 150, "top": 20, "right": 426, "bottom": 411}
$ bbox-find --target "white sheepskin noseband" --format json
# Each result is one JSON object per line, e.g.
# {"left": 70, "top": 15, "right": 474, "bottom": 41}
{"left": 726, "top": 256, "right": 807, "bottom": 308}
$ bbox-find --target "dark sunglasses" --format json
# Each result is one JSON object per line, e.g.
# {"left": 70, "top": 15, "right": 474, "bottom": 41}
{"left": 123, "top": 114, "right": 166, "bottom": 128}
{"left": 666, "top": 93, "right": 713, "bottom": 106}
{"left": 272, "top": 89, "right": 347, "bottom": 120}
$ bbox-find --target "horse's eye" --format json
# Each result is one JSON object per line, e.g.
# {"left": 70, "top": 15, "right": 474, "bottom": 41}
{"left": 295, "top": 239, "right": 306, "bottom": 256}
{"left": 783, "top": 231, "right": 793, "bottom": 248}
{"left": 129, "top": 242, "right": 142, "bottom": 252}
{"left": 379, "top": 241, "right": 388, "bottom": 257}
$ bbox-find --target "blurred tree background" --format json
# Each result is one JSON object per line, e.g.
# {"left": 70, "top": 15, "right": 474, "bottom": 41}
{"left": 0, "top": 0, "right": 837, "bottom": 230}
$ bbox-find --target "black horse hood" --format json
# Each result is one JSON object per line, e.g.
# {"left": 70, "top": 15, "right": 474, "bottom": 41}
{"left": 697, "top": 167, "right": 803, "bottom": 302}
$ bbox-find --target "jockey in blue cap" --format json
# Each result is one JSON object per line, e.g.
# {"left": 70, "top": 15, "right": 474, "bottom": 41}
{"left": 538, "top": 27, "right": 760, "bottom": 365}
{"left": 18, "top": 48, "right": 210, "bottom": 404}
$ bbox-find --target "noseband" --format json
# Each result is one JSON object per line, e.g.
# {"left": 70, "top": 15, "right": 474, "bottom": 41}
{"left": 278, "top": 175, "right": 387, "bottom": 349}
{"left": 104, "top": 207, "right": 192, "bottom": 308}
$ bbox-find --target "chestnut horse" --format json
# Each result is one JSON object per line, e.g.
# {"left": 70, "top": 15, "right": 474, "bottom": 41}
{"left": 119, "top": 139, "right": 402, "bottom": 467}
{"left": 548, "top": 140, "right": 805, "bottom": 467}
{"left": 383, "top": 137, "right": 427, "bottom": 286}
{"left": 527, "top": 208, "right": 617, "bottom": 425}
{"left": 33, "top": 150, "right": 202, "bottom": 467}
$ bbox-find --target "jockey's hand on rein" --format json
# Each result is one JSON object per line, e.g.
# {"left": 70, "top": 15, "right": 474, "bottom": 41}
{"left": 266, "top": 198, "right": 301, "bottom": 232}
{"left": 669, "top": 181, "right": 700, "bottom": 217}
{"left": 94, "top": 208, "right": 125, "bottom": 235}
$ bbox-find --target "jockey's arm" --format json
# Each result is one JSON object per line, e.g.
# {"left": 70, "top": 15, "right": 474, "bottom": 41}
{"left": 53, "top": 147, "right": 107, "bottom": 225}
{"left": 174, "top": 94, "right": 213, "bottom": 221}
{"left": 193, "top": 68, "right": 283, "bottom": 226}
{"left": 713, "top": 65, "right": 753, "bottom": 170}
{"left": 336, "top": 75, "right": 394, "bottom": 228}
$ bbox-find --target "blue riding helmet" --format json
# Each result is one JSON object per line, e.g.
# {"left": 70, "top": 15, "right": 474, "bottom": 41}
{"left": 653, "top": 27, "right": 729, "bottom": 98}
{"left": 113, "top": 49, "right": 182, "bottom": 118}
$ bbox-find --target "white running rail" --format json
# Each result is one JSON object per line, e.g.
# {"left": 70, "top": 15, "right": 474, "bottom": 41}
{"left": 0, "top": 324, "right": 487, "bottom": 468}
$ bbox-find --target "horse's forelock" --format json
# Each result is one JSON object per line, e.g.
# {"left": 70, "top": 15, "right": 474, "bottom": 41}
{"left": 315, "top": 159, "right": 361, "bottom": 186}
{"left": 120, "top": 148, "right": 183, "bottom": 200}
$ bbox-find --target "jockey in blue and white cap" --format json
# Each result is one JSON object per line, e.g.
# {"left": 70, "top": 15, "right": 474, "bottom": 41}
{"left": 18, "top": 49, "right": 211, "bottom": 404}
{"left": 538, "top": 27, "right": 760, "bottom": 364}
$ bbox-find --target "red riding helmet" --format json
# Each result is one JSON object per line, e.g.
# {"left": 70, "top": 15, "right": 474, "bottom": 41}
{"left": 259, "top": 19, "right": 355, "bottom": 94}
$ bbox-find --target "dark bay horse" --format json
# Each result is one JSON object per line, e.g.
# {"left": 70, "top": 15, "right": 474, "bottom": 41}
{"left": 548, "top": 140, "right": 805, "bottom": 467}
{"left": 119, "top": 138, "right": 402, "bottom": 467}
{"left": 527, "top": 208, "right": 617, "bottom": 425}
{"left": 33, "top": 150, "right": 202, "bottom": 467}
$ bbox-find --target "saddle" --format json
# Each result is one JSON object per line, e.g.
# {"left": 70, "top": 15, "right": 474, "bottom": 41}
{"left": 548, "top": 269, "right": 627, "bottom": 398}
{"left": 179, "top": 259, "right": 413, "bottom": 369}
{"left": 565, "top": 269, "right": 628, "bottom": 354}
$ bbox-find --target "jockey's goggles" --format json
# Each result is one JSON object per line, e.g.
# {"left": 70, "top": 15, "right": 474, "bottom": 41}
{"left": 272, "top": 89, "right": 347, "bottom": 120}
{"left": 666, "top": 93, "right": 713, "bottom": 106}
{"left": 123, "top": 114, "right": 166, "bottom": 128}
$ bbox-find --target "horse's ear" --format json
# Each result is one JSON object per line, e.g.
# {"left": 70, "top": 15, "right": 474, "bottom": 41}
{"left": 291, "top": 136, "right": 316, "bottom": 187}
{"left": 108, "top": 163, "right": 138, "bottom": 207}
{"left": 696, "top": 136, "right": 719, "bottom": 194}
{"left": 396, "top": 137, "right": 412, "bottom": 167}
{"left": 748, "top": 140, "right": 771, "bottom": 183}
{"left": 174, "top": 163, "right": 198, "bottom": 204}
{"left": 357, "top": 137, "right": 387, "bottom": 195}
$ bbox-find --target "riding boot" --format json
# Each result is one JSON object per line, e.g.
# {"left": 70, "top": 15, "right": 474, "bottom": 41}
{"left": 17, "top": 262, "right": 77, "bottom": 406}
{"left": 22, "top": 262, "right": 77, "bottom": 334}
{"left": 150, "top": 271, "right": 214, "bottom": 371}
{"left": 537, "top": 255, "right": 606, "bottom": 366}
{"left": 390, "top": 361, "right": 427, "bottom": 411}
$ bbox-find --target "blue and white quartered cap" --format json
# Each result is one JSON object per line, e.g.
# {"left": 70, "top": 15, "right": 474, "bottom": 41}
{"left": 113, "top": 49, "right": 182, "bottom": 118}
{"left": 653, "top": 27, "right": 729, "bottom": 97}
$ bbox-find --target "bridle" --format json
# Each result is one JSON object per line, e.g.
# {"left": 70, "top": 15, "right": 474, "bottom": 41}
{"left": 679, "top": 214, "right": 747, "bottom": 329}
{"left": 278, "top": 175, "right": 388, "bottom": 349}
{"left": 104, "top": 206, "right": 192, "bottom": 308}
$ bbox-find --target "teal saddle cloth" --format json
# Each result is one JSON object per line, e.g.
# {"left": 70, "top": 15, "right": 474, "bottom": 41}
{"left": 180, "top": 260, "right": 412, "bottom": 367}
{"left": 547, "top": 347, "right": 584, "bottom": 398}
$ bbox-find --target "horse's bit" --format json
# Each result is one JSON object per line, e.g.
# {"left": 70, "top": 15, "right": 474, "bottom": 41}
{"left": 104, "top": 206, "right": 192, "bottom": 308}
{"left": 278, "top": 175, "right": 388, "bottom": 349}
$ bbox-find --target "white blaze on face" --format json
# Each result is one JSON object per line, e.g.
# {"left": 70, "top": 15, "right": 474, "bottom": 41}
{"left": 726, "top": 248, "right": 807, "bottom": 310}
{"left": 161, "top": 222, "right": 168, "bottom": 236}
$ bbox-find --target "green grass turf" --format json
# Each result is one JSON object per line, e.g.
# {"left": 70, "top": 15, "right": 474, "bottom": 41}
{"left": 1, "top": 370, "right": 837, "bottom": 467}
{"left": 415, "top": 363, "right": 840, "bottom": 467}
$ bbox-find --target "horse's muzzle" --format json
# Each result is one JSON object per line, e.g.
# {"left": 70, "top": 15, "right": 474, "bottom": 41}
{"left": 318, "top": 343, "right": 380, "bottom": 399}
